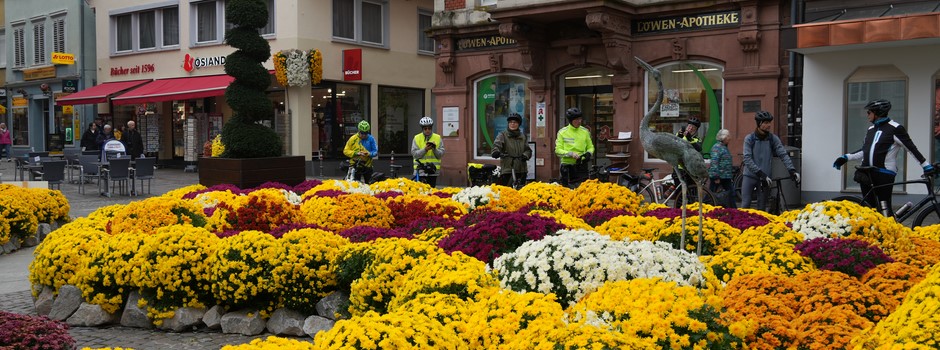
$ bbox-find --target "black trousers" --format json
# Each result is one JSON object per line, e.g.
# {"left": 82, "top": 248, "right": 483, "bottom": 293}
{"left": 353, "top": 166, "right": 373, "bottom": 184}
{"left": 860, "top": 171, "right": 896, "bottom": 216}
{"left": 560, "top": 164, "right": 588, "bottom": 188}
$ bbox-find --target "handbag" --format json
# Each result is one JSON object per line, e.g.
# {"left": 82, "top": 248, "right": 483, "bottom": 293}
{"left": 853, "top": 168, "right": 872, "bottom": 186}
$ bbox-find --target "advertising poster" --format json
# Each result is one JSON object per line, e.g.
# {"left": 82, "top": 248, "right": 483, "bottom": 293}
{"left": 476, "top": 77, "right": 528, "bottom": 156}
{"left": 442, "top": 107, "right": 459, "bottom": 137}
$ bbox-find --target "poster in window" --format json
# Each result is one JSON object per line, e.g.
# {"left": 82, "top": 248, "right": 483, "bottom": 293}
{"left": 442, "top": 107, "right": 459, "bottom": 137}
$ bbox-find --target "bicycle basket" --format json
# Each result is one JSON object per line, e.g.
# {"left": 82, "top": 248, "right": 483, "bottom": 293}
{"left": 853, "top": 168, "right": 873, "bottom": 186}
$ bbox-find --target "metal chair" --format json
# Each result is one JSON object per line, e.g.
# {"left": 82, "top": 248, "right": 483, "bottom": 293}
{"left": 36, "top": 160, "right": 67, "bottom": 190}
{"left": 78, "top": 154, "right": 104, "bottom": 194}
{"left": 132, "top": 157, "right": 156, "bottom": 195}
{"left": 102, "top": 158, "right": 131, "bottom": 197}
{"left": 63, "top": 149, "right": 82, "bottom": 183}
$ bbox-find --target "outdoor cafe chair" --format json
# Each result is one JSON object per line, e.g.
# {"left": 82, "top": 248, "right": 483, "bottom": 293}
{"left": 78, "top": 154, "right": 104, "bottom": 194}
{"left": 132, "top": 157, "right": 156, "bottom": 195}
{"left": 35, "top": 160, "right": 67, "bottom": 190}
{"left": 102, "top": 157, "right": 131, "bottom": 197}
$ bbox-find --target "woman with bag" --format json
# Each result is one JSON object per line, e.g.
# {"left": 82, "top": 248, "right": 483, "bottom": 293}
{"left": 708, "top": 129, "right": 735, "bottom": 208}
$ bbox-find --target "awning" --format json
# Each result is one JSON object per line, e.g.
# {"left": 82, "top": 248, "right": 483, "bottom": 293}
{"left": 55, "top": 79, "right": 152, "bottom": 106}
{"left": 111, "top": 74, "right": 234, "bottom": 105}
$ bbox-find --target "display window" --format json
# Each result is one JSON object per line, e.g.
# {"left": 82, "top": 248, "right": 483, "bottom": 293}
{"left": 642, "top": 62, "right": 723, "bottom": 160}
{"left": 474, "top": 74, "right": 529, "bottom": 158}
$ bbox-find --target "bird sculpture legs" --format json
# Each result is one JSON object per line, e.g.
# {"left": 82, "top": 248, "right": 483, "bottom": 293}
{"left": 675, "top": 169, "right": 705, "bottom": 255}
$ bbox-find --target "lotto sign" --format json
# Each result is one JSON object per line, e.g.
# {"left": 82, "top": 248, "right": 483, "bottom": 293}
{"left": 62, "top": 106, "right": 74, "bottom": 114}
{"left": 51, "top": 52, "right": 75, "bottom": 65}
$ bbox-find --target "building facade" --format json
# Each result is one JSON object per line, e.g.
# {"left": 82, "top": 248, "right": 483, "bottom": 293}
{"left": 3, "top": 0, "right": 96, "bottom": 154}
{"left": 430, "top": 0, "right": 795, "bottom": 184}
{"left": 54, "top": 0, "right": 435, "bottom": 169}
{"left": 795, "top": 0, "right": 940, "bottom": 203}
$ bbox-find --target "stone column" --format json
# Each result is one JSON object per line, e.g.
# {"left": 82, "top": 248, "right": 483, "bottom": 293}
{"left": 287, "top": 85, "right": 313, "bottom": 160}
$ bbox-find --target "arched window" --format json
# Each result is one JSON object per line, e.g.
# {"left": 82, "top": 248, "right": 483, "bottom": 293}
{"left": 642, "top": 61, "right": 724, "bottom": 161}
{"left": 473, "top": 74, "right": 530, "bottom": 158}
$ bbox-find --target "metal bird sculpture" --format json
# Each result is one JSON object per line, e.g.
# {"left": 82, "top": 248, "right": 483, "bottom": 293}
{"left": 635, "top": 56, "right": 708, "bottom": 254}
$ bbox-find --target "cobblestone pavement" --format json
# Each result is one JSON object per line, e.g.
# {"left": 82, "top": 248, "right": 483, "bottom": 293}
{"left": 0, "top": 160, "right": 323, "bottom": 349}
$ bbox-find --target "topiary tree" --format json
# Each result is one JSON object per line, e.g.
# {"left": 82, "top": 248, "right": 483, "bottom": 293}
{"left": 221, "top": 0, "right": 282, "bottom": 158}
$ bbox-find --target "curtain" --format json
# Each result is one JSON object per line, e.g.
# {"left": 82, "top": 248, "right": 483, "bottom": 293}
{"left": 197, "top": 1, "right": 217, "bottom": 42}
{"left": 332, "top": 0, "right": 354, "bottom": 39}
{"left": 362, "top": 2, "right": 382, "bottom": 44}
{"left": 163, "top": 7, "right": 179, "bottom": 46}
{"left": 116, "top": 14, "right": 132, "bottom": 51}
{"left": 260, "top": 0, "right": 275, "bottom": 35}
{"left": 139, "top": 11, "right": 156, "bottom": 49}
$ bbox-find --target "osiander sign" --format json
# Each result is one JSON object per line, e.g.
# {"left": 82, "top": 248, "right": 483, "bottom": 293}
{"left": 633, "top": 10, "right": 741, "bottom": 35}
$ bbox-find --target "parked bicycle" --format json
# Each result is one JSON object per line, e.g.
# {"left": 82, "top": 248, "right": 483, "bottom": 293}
{"left": 752, "top": 175, "right": 800, "bottom": 215}
{"left": 341, "top": 158, "right": 379, "bottom": 184}
{"left": 493, "top": 154, "right": 527, "bottom": 189}
{"left": 623, "top": 168, "right": 718, "bottom": 207}
{"left": 412, "top": 159, "right": 438, "bottom": 186}
{"left": 831, "top": 164, "right": 940, "bottom": 228}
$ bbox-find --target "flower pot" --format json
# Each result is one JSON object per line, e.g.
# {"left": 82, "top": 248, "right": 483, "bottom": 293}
{"left": 198, "top": 156, "right": 306, "bottom": 189}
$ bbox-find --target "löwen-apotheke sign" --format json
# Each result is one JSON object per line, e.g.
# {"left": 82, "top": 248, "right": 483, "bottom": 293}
{"left": 633, "top": 10, "right": 740, "bottom": 35}
{"left": 455, "top": 35, "right": 516, "bottom": 51}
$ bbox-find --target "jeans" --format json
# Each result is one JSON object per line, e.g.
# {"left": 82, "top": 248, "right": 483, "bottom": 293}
{"left": 0, "top": 144, "right": 11, "bottom": 159}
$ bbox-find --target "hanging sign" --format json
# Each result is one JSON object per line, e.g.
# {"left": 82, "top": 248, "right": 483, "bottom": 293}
{"left": 23, "top": 66, "right": 56, "bottom": 81}
{"left": 343, "top": 49, "right": 362, "bottom": 81}
{"left": 51, "top": 52, "right": 75, "bottom": 65}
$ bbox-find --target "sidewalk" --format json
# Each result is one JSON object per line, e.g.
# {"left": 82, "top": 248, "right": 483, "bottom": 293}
{"left": 0, "top": 159, "right": 312, "bottom": 349}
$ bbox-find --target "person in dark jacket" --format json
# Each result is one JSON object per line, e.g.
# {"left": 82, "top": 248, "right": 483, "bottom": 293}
{"left": 491, "top": 113, "right": 532, "bottom": 187}
{"left": 96, "top": 124, "right": 116, "bottom": 149}
{"left": 123, "top": 120, "right": 144, "bottom": 159}
{"left": 81, "top": 122, "right": 99, "bottom": 151}
{"left": 742, "top": 111, "right": 799, "bottom": 211}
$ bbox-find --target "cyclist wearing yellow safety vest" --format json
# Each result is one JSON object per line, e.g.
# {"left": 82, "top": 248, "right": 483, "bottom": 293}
{"left": 411, "top": 116, "right": 444, "bottom": 187}
{"left": 343, "top": 120, "right": 378, "bottom": 183}
{"left": 555, "top": 107, "right": 594, "bottom": 187}
{"left": 673, "top": 117, "right": 703, "bottom": 192}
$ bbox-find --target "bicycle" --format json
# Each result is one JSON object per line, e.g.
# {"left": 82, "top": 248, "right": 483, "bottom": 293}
{"left": 623, "top": 168, "right": 718, "bottom": 207}
{"left": 341, "top": 157, "right": 375, "bottom": 184}
{"left": 746, "top": 175, "right": 799, "bottom": 215}
{"left": 412, "top": 159, "right": 437, "bottom": 185}
{"left": 830, "top": 164, "right": 940, "bottom": 228}
{"left": 561, "top": 155, "right": 605, "bottom": 189}
{"left": 494, "top": 155, "right": 527, "bottom": 189}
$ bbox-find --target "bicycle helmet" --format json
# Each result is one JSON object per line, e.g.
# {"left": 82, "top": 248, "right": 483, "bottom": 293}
{"left": 419, "top": 116, "right": 434, "bottom": 127}
{"left": 507, "top": 113, "right": 522, "bottom": 124}
{"left": 865, "top": 99, "right": 892, "bottom": 118}
{"left": 755, "top": 110, "right": 773, "bottom": 125}
{"left": 565, "top": 107, "right": 583, "bottom": 122}
{"left": 687, "top": 117, "right": 701, "bottom": 128}
{"left": 357, "top": 120, "right": 371, "bottom": 133}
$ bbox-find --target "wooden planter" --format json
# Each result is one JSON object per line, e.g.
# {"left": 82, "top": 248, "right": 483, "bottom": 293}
{"left": 198, "top": 156, "right": 306, "bottom": 189}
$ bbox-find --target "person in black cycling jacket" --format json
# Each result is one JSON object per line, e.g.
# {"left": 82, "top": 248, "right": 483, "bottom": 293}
{"left": 833, "top": 99, "right": 936, "bottom": 216}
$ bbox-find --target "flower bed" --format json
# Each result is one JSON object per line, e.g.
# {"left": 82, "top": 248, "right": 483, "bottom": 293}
{"left": 21, "top": 180, "right": 940, "bottom": 349}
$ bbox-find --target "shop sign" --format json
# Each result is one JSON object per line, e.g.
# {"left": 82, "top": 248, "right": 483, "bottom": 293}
{"left": 183, "top": 53, "right": 227, "bottom": 72}
{"left": 455, "top": 35, "right": 516, "bottom": 51}
{"left": 633, "top": 10, "right": 740, "bottom": 35}
{"left": 111, "top": 63, "right": 156, "bottom": 76}
{"left": 62, "top": 79, "right": 79, "bottom": 93}
{"left": 23, "top": 66, "right": 57, "bottom": 81}
{"left": 63, "top": 105, "right": 74, "bottom": 114}
{"left": 51, "top": 52, "right": 75, "bottom": 65}
{"left": 343, "top": 49, "right": 362, "bottom": 81}
{"left": 12, "top": 98, "right": 28, "bottom": 107}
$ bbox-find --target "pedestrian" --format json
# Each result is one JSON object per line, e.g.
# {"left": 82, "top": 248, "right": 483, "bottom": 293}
{"left": 0, "top": 123, "right": 12, "bottom": 162}
{"left": 555, "top": 107, "right": 594, "bottom": 187}
{"left": 411, "top": 116, "right": 444, "bottom": 187}
{"left": 741, "top": 111, "right": 800, "bottom": 211}
{"left": 96, "top": 124, "right": 116, "bottom": 150}
{"left": 123, "top": 120, "right": 144, "bottom": 159}
{"left": 833, "top": 99, "right": 934, "bottom": 216}
{"left": 708, "top": 129, "right": 735, "bottom": 208}
{"left": 343, "top": 120, "right": 378, "bottom": 183}
{"left": 81, "top": 122, "right": 99, "bottom": 151}
{"left": 492, "top": 113, "right": 532, "bottom": 187}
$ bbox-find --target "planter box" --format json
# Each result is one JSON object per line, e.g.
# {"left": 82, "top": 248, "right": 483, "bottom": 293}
{"left": 199, "top": 156, "right": 306, "bottom": 189}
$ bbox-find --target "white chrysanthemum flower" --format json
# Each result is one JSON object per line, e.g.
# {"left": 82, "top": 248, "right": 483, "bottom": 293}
{"left": 280, "top": 189, "right": 302, "bottom": 206}
{"left": 453, "top": 186, "right": 494, "bottom": 210}
{"left": 285, "top": 49, "right": 310, "bottom": 87}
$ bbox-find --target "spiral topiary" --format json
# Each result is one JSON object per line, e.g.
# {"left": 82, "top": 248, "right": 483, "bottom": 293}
{"left": 221, "top": 0, "right": 282, "bottom": 158}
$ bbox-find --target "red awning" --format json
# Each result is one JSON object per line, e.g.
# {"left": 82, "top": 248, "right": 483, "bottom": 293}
{"left": 111, "top": 74, "right": 234, "bottom": 105}
{"left": 55, "top": 79, "right": 152, "bottom": 106}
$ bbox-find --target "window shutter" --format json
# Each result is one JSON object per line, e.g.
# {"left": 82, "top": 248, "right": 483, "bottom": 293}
{"left": 54, "top": 18, "right": 66, "bottom": 53}
{"left": 14, "top": 27, "right": 25, "bottom": 67}
{"left": 33, "top": 23, "right": 46, "bottom": 65}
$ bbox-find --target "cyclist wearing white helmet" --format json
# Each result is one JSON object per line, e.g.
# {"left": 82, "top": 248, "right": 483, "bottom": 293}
{"left": 411, "top": 116, "right": 444, "bottom": 187}
{"left": 343, "top": 120, "right": 378, "bottom": 183}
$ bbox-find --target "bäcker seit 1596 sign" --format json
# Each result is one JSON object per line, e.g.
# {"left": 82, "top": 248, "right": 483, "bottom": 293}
{"left": 633, "top": 10, "right": 740, "bottom": 35}
{"left": 455, "top": 35, "right": 516, "bottom": 51}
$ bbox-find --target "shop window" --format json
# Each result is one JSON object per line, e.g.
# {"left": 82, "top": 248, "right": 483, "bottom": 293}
{"left": 378, "top": 86, "right": 425, "bottom": 154}
{"left": 563, "top": 67, "right": 614, "bottom": 166}
{"left": 474, "top": 75, "right": 530, "bottom": 158}
{"left": 642, "top": 62, "right": 724, "bottom": 161}
{"left": 32, "top": 21, "right": 45, "bottom": 65}
{"left": 112, "top": 5, "right": 179, "bottom": 54}
{"left": 418, "top": 10, "right": 434, "bottom": 54}
{"left": 843, "top": 65, "right": 907, "bottom": 191}
{"left": 337, "top": 83, "right": 371, "bottom": 144}
{"left": 332, "top": 0, "right": 388, "bottom": 47}
{"left": 12, "top": 103, "right": 29, "bottom": 146}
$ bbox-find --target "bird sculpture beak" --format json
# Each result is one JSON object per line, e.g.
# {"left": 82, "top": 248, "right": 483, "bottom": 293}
{"left": 634, "top": 56, "right": 661, "bottom": 78}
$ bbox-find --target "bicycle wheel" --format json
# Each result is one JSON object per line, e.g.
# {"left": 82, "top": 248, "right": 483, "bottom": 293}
{"left": 637, "top": 184, "right": 656, "bottom": 204}
{"left": 913, "top": 203, "right": 940, "bottom": 227}
{"left": 732, "top": 173, "right": 745, "bottom": 207}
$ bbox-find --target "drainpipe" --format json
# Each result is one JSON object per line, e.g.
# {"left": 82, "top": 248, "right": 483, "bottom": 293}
{"left": 787, "top": 0, "right": 803, "bottom": 148}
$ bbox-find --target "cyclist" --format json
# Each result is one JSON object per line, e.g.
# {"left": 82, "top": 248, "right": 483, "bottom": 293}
{"left": 742, "top": 111, "right": 800, "bottom": 211}
{"left": 833, "top": 99, "right": 935, "bottom": 216}
{"left": 343, "top": 120, "right": 378, "bottom": 183}
{"left": 555, "top": 107, "right": 594, "bottom": 187}
{"left": 673, "top": 116, "right": 704, "bottom": 199}
{"left": 492, "top": 113, "right": 532, "bottom": 187}
{"left": 411, "top": 116, "right": 444, "bottom": 187}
